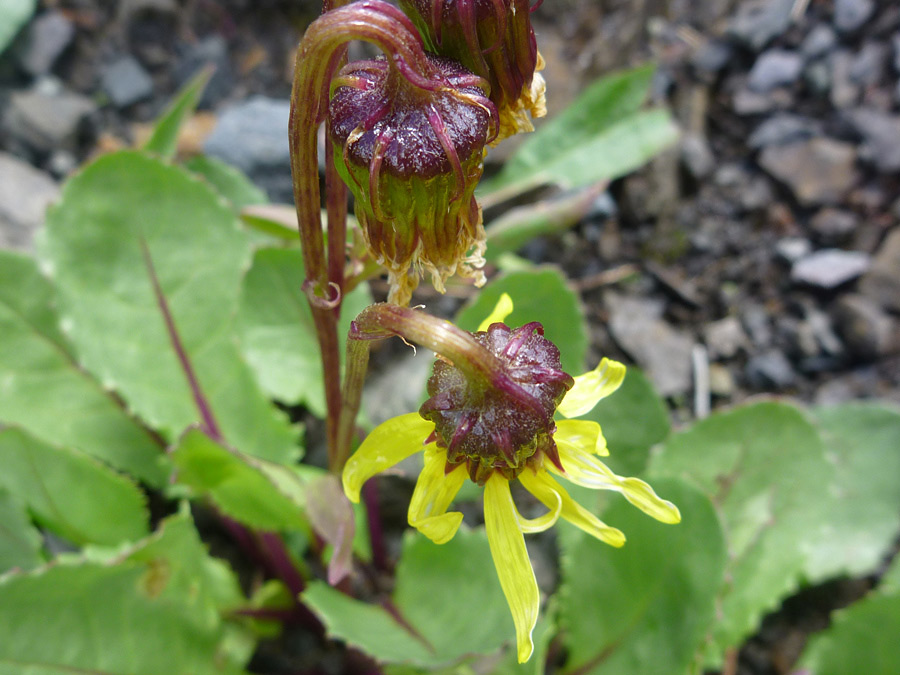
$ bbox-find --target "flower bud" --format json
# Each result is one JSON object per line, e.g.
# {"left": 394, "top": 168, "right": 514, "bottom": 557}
{"left": 397, "top": 0, "right": 546, "bottom": 141}
{"left": 419, "top": 321, "right": 574, "bottom": 484}
{"left": 329, "top": 54, "right": 495, "bottom": 305}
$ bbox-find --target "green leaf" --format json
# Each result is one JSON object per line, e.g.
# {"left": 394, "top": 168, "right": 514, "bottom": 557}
{"left": 559, "top": 479, "right": 726, "bottom": 675}
{"left": 799, "top": 590, "right": 900, "bottom": 675}
{"left": 648, "top": 402, "right": 831, "bottom": 661}
{"left": 479, "top": 65, "right": 678, "bottom": 204}
{"left": 171, "top": 427, "right": 308, "bottom": 532}
{"left": 0, "top": 488, "right": 43, "bottom": 574}
{"left": 0, "top": 250, "right": 167, "bottom": 486}
{"left": 0, "top": 512, "right": 249, "bottom": 674}
{"left": 803, "top": 403, "right": 900, "bottom": 581}
{"left": 144, "top": 66, "right": 213, "bottom": 159}
{"left": 303, "top": 528, "right": 512, "bottom": 666}
{"left": 185, "top": 155, "right": 268, "bottom": 210}
{"left": 484, "top": 186, "right": 604, "bottom": 261}
{"left": 0, "top": 428, "right": 149, "bottom": 546}
{"left": 0, "top": 0, "right": 35, "bottom": 55}
{"left": 582, "top": 368, "right": 670, "bottom": 477}
{"left": 455, "top": 268, "right": 587, "bottom": 374}
{"left": 41, "top": 151, "right": 298, "bottom": 463}
{"left": 235, "top": 247, "right": 372, "bottom": 415}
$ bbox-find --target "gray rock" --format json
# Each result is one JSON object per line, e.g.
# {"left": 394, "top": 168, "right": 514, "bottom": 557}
{"left": 833, "top": 293, "right": 900, "bottom": 360}
{"left": 746, "top": 349, "right": 797, "bottom": 389}
{"left": 894, "top": 33, "right": 900, "bottom": 73}
{"left": 776, "top": 237, "right": 813, "bottom": 263}
{"left": 846, "top": 108, "right": 900, "bottom": 173}
{"left": 205, "top": 96, "right": 292, "bottom": 176}
{"left": 748, "top": 113, "right": 820, "bottom": 149}
{"left": 742, "top": 303, "right": 774, "bottom": 347}
{"left": 732, "top": 84, "right": 793, "bottom": 114}
{"left": 859, "top": 227, "right": 900, "bottom": 312}
{"left": 174, "top": 36, "right": 233, "bottom": 108}
{"left": 691, "top": 40, "right": 734, "bottom": 79}
{"left": 791, "top": 249, "right": 871, "bottom": 289}
{"left": 748, "top": 49, "right": 804, "bottom": 91}
{"left": 16, "top": 11, "right": 74, "bottom": 76}
{"left": 830, "top": 50, "right": 861, "bottom": 108}
{"left": 804, "top": 60, "right": 832, "bottom": 95}
{"left": 606, "top": 294, "right": 695, "bottom": 397}
{"left": 587, "top": 191, "right": 618, "bottom": 221}
{"left": 834, "top": 0, "right": 875, "bottom": 34}
{"left": 681, "top": 133, "right": 715, "bottom": 180}
{"left": 729, "top": 0, "right": 794, "bottom": 51}
{"left": 849, "top": 42, "right": 888, "bottom": 86}
{"left": 3, "top": 87, "right": 95, "bottom": 153}
{"left": 810, "top": 208, "right": 857, "bottom": 244}
{"left": 101, "top": 56, "right": 154, "bottom": 108}
{"left": 0, "top": 153, "right": 60, "bottom": 251}
{"left": 801, "top": 25, "right": 838, "bottom": 60}
{"left": 758, "top": 138, "right": 858, "bottom": 206}
{"left": 703, "top": 316, "right": 749, "bottom": 359}
{"left": 739, "top": 175, "right": 775, "bottom": 212}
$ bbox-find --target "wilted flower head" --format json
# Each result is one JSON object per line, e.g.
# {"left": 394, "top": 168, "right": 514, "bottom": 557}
{"left": 343, "top": 295, "right": 681, "bottom": 662}
{"left": 398, "top": 0, "right": 546, "bottom": 141}
{"left": 329, "top": 53, "right": 496, "bottom": 305}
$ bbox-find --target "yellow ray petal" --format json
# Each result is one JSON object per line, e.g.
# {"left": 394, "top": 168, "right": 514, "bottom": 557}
{"left": 477, "top": 292, "right": 514, "bottom": 332}
{"left": 520, "top": 469, "right": 626, "bottom": 547}
{"left": 554, "top": 419, "right": 608, "bottom": 457}
{"left": 557, "top": 358, "right": 626, "bottom": 419}
{"left": 484, "top": 474, "right": 539, "bottom": 664}
{"left": 342, "top": 413, "right": 434, "bottom": 503}
{"left": 516, "top": 479, "right": 561, "bottom": 533}
{"left": 552, "top": 445, "right": 682, "bottom": 525}
{"left": 408, "top": 446, "right": 467, "bottom": 544}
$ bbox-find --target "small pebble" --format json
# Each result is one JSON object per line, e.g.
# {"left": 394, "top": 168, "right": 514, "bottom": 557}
{"left": 791, "top": 249, "right": 871, "bottom": 289}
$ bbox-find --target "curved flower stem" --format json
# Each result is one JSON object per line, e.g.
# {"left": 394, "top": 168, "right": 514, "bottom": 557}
{"left": 289, "top": 0, "right": 436, "bottom": 472}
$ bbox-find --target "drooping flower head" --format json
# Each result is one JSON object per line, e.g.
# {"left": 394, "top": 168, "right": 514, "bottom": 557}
{"left": 329, "top": 51, "right": 497, "bottom": 305}
{"left": 342, "top": 296, "right": 681, "bottom": 663}
{"left": 397, "top": 0, "right": 546, "bottom": 141}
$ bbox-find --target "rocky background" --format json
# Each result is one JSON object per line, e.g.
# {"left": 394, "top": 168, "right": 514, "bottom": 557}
{"left": 1, "top": 0, "right": 899, "bottom": 672}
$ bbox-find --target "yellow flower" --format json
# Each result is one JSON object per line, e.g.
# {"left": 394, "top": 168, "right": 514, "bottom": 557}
{"left": 342, "top": 295, "right": 681, "bottom": 663}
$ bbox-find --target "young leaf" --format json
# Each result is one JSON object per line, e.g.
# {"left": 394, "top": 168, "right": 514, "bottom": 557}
{"left": 235, "top": 247, "right": 372, "bottom": 416}
{"left": 185, "top": 155, "right": 268, "bottom": 210}
{"left": 479, "top": 65, "right": 678, "bottom": 205}
{"left": 649, "top": 402, "right": 832, "bottom": 663}
{"left": 303, "top": 528, "right": 512, "bottom": 667}
{"left": 170, "top": 427, "right": 308, "bottom": 532}
{"left": 558, "top": 479, "right": 726, "bottom": 675}
{"left": 41, "top": 151, "right": 298, "bottom": 463}
{"left": 455, "top": 268, "right": 587, "bottom": 374}
{"left": 144, "top": 66, "right": 213, "bottom": 159}
{"left": 0, "top": 511, "right": 250, "bottom": 674}
{"left": 0, "top": 427, "right": 148, "bottom": 546}
{"left": 803, "top": 403, "right": 900, "bottom": 581}
{"left": 0, "top": 488, "right": 44, "bottom": 574}
{"left": 0, "top": 250, "right": 167, "bottom": 486}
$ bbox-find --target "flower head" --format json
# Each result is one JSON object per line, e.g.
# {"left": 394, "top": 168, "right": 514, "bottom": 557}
{"left": 329, "top": 53, "right": 496, "bottom": 305}
{"left": 397, "top": 0, "right": 546, "bottom": 141}
{"left": 342, "top": 295, "right": 681, "bottom": 663}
